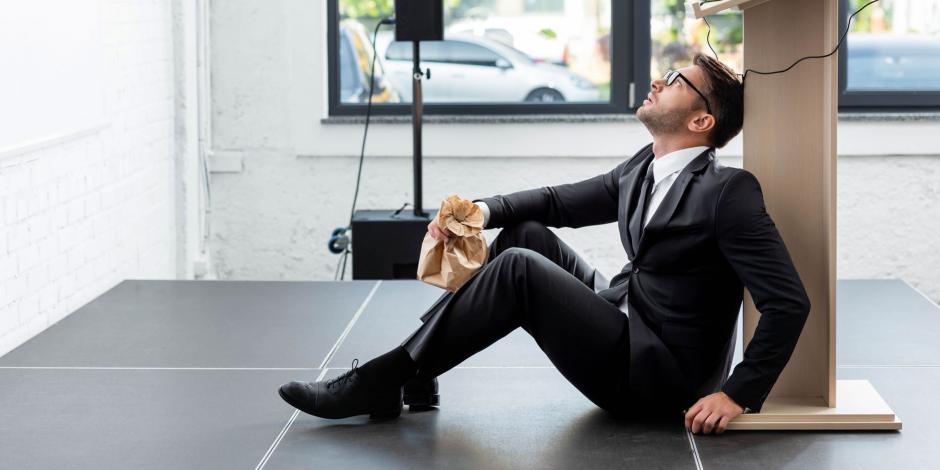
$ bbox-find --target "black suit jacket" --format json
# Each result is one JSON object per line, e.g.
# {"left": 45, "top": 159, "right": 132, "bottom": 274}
{"left": 476, "top": 143, "right": 811, "bottom": 412}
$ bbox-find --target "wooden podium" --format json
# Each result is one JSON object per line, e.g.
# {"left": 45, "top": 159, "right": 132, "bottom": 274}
{"left": 688, "top": 0, "right": 901, "bottom": 430}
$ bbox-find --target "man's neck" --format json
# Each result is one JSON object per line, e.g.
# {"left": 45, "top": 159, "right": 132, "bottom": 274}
{"left": 651, "top": 137, "right": 709, "bottom": 160}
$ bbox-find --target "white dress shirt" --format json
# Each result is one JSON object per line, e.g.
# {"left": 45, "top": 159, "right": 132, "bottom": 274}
{"left": 473, "top": 145, "right": 712, "bottom": 317}
{"left": 476, "top": 200, "right": 491, "bottom": 228}
{"left": 615, "top": 146, "right": 710, "bottom": 315}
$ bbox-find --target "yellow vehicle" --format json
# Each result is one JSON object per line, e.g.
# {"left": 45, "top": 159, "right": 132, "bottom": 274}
{"left": 339, "top": 19, "right": 401, "bottom": 103}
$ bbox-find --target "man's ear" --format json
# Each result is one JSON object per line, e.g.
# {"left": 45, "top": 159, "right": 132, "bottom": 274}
{"left": 688, "top": 112, "right": 715, "bottom": 136}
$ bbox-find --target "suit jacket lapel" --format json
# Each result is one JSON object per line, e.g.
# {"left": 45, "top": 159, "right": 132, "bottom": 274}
{"left": 618, "top": 149, "right": 654, "bottom": 259}
{"left": 639, "top": 148, "right": 714, "bottom": 248}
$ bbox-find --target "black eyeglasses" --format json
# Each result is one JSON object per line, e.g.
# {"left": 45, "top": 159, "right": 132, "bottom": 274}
{"left": 663, "top": 70, "right": 712, "bottom": 116}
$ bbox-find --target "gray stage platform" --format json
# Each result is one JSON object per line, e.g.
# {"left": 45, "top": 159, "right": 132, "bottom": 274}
{"left": 0, "top": 279, "right": 937, "bottom": 469}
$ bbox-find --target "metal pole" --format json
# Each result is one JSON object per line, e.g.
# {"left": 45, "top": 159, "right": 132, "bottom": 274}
{"left": 412, "top": 41, "right": 427, "bottom": 217}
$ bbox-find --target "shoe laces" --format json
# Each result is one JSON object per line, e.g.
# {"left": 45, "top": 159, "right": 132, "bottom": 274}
{"left": 326, "top": 358, "right": 359, "bottom": 390}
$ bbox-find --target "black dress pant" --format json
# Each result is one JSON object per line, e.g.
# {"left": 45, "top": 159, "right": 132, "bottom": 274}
{"left": 401, "top": 221, "right": 632, "bottom": 415}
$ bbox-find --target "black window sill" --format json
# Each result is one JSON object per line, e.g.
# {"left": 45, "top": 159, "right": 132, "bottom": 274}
{"left": 321, "top": 112, "right": 940, "bottom": 125}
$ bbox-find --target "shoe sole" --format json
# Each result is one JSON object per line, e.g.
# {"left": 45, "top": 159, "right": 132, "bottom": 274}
{"left": 367, "top": 406, "right": 403, "bottom": 420}
{"left": 403, "top": 393, "right": 440, "bottom": 408}
{"left": 278, "top": 387, "right": 402, "bottom": 420}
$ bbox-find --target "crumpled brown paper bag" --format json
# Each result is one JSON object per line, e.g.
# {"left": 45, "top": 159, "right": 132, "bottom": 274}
{"left": 417, "top": 195, "right": 488, "bottom": 292}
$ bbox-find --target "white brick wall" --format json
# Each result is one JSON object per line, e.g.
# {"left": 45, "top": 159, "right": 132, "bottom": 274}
{"left": 0, "top": 0, "right": 177, "bottom": 357}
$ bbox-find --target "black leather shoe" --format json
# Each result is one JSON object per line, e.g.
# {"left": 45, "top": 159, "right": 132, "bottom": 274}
{"left": 278, "top": 359, "right": 403, "bottom": 420}
{"left": 403, "top": 376, "right": 440, "bottom": 409}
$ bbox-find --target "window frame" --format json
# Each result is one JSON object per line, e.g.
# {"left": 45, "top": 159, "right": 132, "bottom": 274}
{"left": 327, "top": 0, "right": 939, "bottom": 116}
{"left": 326, "top": 0, "right": 647, "bottom": 116}
{"left": 838, "top": 0, "right": 940, "bottom": 110}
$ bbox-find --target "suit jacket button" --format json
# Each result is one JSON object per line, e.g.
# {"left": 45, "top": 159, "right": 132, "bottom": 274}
{"left": 632, "top": 267, "right": 639, "bottom": 274}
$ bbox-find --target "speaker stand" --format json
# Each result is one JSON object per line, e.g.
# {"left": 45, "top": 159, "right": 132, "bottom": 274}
{"left": 411, "top": 41, "right": 428, "bottom": 218}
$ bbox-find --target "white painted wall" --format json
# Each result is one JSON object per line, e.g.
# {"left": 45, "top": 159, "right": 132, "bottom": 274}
{"left": 0, "top": 0, "right": 105, "bottom": 151}
{"left": 207, "top": 0, "right": 940, "bottom": 303}
{"left": 0, "top": 0, "right": 181, "bottom": 357}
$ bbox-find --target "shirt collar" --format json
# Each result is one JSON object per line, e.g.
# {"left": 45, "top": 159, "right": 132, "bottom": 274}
{"left": 647, "top": 146, "right": 711, "bottom": 185}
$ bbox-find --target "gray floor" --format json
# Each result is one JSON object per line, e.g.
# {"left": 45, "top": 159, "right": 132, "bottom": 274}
{"left": 0, "top": 279, "right": 936, "bottom": 469}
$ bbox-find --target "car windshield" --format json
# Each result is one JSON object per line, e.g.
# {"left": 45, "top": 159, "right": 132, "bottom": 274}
{"left": 485, "top": 40, "right": 533, "bottom": 65}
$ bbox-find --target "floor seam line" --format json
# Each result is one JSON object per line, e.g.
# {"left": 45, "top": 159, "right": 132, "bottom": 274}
{"left": 685, "top": 427, "right": 704, "bottom": 470}
{"left": 256, "top": 368, "right": 331, "bottom": 470}
{"left": 317, "top": 280, "right": 382, "bottom": 370}
{"left": 901, "top": 278, "right": 940, "bottom": 309}
{"left": 255, "top": 282, "right": 381, "bottom": 470}
{"left": 255, "top": 409, "right": 299, "bottom": 470}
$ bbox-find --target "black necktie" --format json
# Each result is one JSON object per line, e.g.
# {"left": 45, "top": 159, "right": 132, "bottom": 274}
{"left": 628, "top": 166, "right": 655, "bottom": 254}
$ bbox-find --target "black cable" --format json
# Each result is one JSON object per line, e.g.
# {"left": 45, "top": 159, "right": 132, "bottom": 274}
{"left": 702, "top": 16, "right": 719, "bottom": 59}
{"left": 348, "top": 20, "right": 387, "bottom": 224}
{"left": 390, "top": 202, "right": 411, "bottom": 217}
{"left": 334, "top": 17, "right": 394, "bottom": 281}
{"left": 699, "top": 0, "right": 880, "bottom": 85}
{"left": 334, "top": 246, "right": 344, "bottom": 279}
{"left": 339, "top": 245, "right": 350, "bottom": 281}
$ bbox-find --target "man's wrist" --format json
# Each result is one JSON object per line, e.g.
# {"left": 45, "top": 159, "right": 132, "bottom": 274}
{"left": 720, "top": 390, "right": 749, "bottom": 414}
{"left": 474, "top": 201, "right": 490, "bottom": 228}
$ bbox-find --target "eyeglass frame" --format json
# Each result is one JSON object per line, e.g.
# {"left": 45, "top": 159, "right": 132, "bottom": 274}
{"left": 663, "top": 70, "right": 713, "bottom": 116}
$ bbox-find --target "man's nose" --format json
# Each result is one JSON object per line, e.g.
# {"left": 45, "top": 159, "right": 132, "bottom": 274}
{"left": 650, "top": 79, "right": 664, "bottom": 91}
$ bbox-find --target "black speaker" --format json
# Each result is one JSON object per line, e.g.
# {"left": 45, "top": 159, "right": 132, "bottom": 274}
{"left": 394, "top": 0, "right": 443, "bottom": 42}
{"left": 351, "top": 209, "right": 436, "bottom": 280}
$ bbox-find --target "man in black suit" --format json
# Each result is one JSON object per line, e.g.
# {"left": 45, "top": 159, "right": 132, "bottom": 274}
{"left": 279, "top": 54, "right": 811, "bottom": 435}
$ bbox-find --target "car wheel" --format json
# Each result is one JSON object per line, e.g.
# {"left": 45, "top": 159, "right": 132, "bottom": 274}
{"left": 524, "top": 88, "right": 565, "bottom": 102}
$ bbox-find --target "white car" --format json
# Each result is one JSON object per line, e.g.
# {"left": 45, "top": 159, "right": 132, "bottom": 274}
{"left": 378, "top": 33, "right": 600, "bottom": 103}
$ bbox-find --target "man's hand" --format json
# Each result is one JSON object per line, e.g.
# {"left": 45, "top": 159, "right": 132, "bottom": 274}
{"left": 427, "top": 219, "right": 453, "bottom": 242}
{"left": 684, "top": 391, "right": 744, "bottom": 435}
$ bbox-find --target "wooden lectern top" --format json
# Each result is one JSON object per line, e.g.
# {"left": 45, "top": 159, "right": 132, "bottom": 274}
{"left": 687, "top": 0, "right": 773, "bottom": 18}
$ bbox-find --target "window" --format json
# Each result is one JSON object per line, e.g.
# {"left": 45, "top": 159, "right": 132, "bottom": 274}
{"left": 839, "top": 0, "right": 940, "bottom": 109}
{"left": 327, "top": 0, "right": 638, "bottom": 115}
{"left": 327, "top": 0, "right": 939, "bottom": 116}
{"left": 649, "top": 0, "right": 940, "bottom": 111}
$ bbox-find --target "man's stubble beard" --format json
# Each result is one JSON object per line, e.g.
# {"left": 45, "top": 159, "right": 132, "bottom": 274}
{"left": 636, "top": 104, "right": 689, "bottom": 137}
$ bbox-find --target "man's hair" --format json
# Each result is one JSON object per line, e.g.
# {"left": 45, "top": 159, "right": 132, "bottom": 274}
{"left": 692, "top": 53, "right": 743, "bottom": 149}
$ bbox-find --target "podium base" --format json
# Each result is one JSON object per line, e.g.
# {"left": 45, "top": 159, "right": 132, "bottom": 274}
{"left": 727, "top": 380, "right": 902, "bottom": 430}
